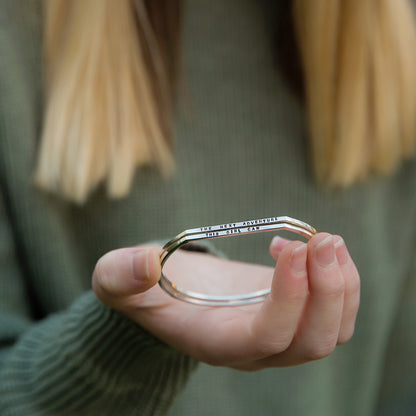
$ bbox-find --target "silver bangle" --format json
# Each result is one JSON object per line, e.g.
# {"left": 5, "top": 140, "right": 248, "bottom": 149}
{"left": 159, "top": 216, "right": 316, "bottom": 306}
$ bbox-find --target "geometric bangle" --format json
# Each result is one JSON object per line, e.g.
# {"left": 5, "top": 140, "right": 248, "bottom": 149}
{"left": 159, "top": 216, "right": 316, "bottom": 306}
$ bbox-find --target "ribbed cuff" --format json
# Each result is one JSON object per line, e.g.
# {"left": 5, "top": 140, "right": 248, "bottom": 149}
{"left": 0, "top": 292, "right": 197, "bottom": 416}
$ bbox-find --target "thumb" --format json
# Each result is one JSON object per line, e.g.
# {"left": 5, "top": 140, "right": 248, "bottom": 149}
{"left": 92, "top": 247, "right": 161, "bottom": 302}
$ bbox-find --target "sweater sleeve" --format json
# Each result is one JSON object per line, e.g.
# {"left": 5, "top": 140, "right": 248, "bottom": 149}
{"left": 0, "top": 3, "right": 197, "bottom": 412}
{"left": 0, "top": 190, "right": 197, "bottom": 415}
{"left": 0, "top": 294, "right": 197, "bottom": 416}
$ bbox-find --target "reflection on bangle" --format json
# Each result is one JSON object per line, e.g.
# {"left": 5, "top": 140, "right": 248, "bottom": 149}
{"left": 159, "top": 216, "right": 316, "bottom": 307}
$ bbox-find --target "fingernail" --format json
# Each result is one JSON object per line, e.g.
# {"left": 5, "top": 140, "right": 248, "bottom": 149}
{"left": 131, "top": 249, "right": 150, "bottom": 281}
{"left": 271, "top": 236, "right": 291, "bottom": 251}
{"left": 291, "top": 244, "right": 307, "bottom": 275}
{"left": 315, "top": 235, "right": 336, "bottom": 267}
{"left": 334, "top": 237, "right": 349, "bottom": 266}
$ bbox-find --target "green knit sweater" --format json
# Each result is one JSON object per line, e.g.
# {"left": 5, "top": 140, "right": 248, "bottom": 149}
{"left": 1, "top": 1, "right": 416, "bottom": 415}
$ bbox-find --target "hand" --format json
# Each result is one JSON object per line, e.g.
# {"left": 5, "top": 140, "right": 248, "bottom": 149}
{"left": 92, "top": 233, "right": 360, "bottom": 370}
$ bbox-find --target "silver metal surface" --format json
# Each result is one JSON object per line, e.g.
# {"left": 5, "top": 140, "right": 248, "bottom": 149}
{"left": 159, "top": 216, "right": 316, "bottom": 306}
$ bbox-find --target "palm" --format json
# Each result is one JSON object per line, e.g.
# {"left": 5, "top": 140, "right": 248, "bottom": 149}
{"left": 94, "top": 233, "right": 360, "bottom": 370}
{"left": 125, "top": 251, "right": 271, "bottom": 368}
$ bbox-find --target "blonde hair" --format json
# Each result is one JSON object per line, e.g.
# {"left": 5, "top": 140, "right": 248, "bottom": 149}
{"left": 36, "top": 0, "right": 180, "bottom": 203}
{"left": 294, "top": 0, "right": 416, "bottom": 186}
{"left": 36, "top": 0, "right": 416, "bottom": 202}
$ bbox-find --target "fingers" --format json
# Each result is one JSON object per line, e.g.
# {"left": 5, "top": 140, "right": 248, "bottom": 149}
{"left": 286, "top": 233, "right": 345, "bottom": 362}
{"left": 92, "top": 247, "right": 161, "bottom": 306}
{"left": 269, "top": 236, "right": 291, "bottom": 260}
{"left": 333, "top": 236, "right": 361, "bottom": 344}
{"left": 250, "top": 240, "right": 309, "bottom": 356}
{"left": 247, "top": 232, "right": 360, "bottom": 369}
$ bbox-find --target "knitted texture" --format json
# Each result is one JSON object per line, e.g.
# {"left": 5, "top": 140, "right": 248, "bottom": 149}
{"left": 1, "top": 1, "right": 416, "bottom": 415}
